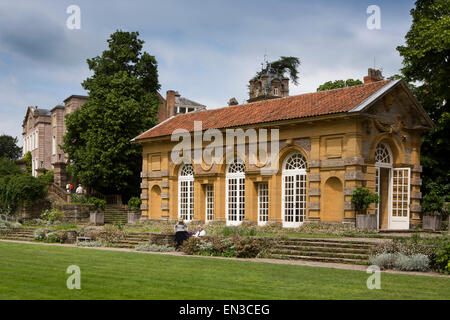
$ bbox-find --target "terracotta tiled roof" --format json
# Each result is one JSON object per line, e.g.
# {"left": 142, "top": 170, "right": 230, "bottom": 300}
{"left": 135, "top": 80, "right": 392, "bottom": 140}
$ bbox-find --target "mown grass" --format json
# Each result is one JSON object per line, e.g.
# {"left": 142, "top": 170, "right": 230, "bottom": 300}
{"left": 0, "top": 242, "right": 449, "bottom": 300}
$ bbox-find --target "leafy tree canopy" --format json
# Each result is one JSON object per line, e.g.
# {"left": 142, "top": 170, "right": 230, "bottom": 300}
{"left": 0, "top": 135, "right": 22, "bottom": 161}
{"left": 397, "top": 0, "right": 449, "bottom": 198}
{"left": 0, "top": 159, "right": 48, "bottom": 215}
{"left": 316, "top": 79, "right": 363, "bottom": 91}
{"left": 0, "top": 158, "right": 22, "bottom": 178}
{"left": 253, "top": 56, "right": 301, "bottom": 85}
{"left": 62, "top": 30, "right": 161, "bottom": 198}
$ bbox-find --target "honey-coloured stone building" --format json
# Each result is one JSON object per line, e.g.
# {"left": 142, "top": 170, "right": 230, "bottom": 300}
{"left": 134, "top": 69, "right": 434, "bottom": 230}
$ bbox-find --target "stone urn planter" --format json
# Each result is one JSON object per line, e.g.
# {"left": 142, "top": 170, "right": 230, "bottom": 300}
{"left": 127, "top": 211, "right": 141, "bottom": 225}
{"left": 90, "top": 211, "right": 104, "bottom": 226}
{"left": 422, "top": 215, "right": 442, "bottom": 231}
{"left": 356, "top": 214, "right": 377, "bottom": 230}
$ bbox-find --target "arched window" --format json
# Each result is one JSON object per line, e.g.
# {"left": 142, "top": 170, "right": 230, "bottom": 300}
{"left": 282, "top": 152, "right": 307, "bottom": 227}
{"left": 226, "top": 159, "right": 245, "bottom": 226}
{"left": 375, "top": 143, "right": 392, "bottom": 165}
{"left": 178, "top": 164, "right": 194, "bottom": 221}
{"left": 374, "top": 143, "right": 393, "bottom": 224}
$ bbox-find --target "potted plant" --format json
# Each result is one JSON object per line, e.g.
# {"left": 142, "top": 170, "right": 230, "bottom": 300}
{"left": 351, "top": 187, "right": 379, "bottom": 230}
{"left": 88, "top": 197, "right": 106, "bottom": 226}
{"left": 421, "top": 189, "right": 445, "bottom": 231}
{"left": 127, "top": 197, "right": 142, "bottom": 225}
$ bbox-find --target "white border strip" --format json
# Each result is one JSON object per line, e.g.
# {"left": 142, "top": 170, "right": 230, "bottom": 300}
{"left": 349, "top": 79, "right": 400, "bottom": 113}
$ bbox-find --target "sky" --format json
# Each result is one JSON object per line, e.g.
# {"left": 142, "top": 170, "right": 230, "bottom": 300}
{"left": 0, "top": 0, "right": 416, "bottom": 144}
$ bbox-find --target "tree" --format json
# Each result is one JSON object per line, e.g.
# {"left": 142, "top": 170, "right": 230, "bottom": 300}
{"left": 396, "top": 0, "right": 449, "bottom": 199}
{"left": 253, "top": 56, "right": 301, "bottom": 85}
{"left": 0, "top": 159, "right": 47, "bottom": 215}
{"left": 62, "top": 30, "right": 161, "bottom": 198}
{"left": 316, "top": 79, "right": 363, "bottom": 91}
{"left": 0, "top": 158, "right": 22, "bottom": 178}
{"left": 0, "top": 135, "right": 22, "bottom": 161}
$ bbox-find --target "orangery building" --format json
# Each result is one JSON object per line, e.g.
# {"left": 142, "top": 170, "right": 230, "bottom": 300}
{"left": 133, "top": 69, "right": 434, "bottom": 230}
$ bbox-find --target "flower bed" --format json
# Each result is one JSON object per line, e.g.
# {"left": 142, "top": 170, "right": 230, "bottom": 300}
{"left": 180, "top": 236, "right": 269, "bottom": 258}
{"left": 369, "top": 235, "right": 450, "bottom": 273}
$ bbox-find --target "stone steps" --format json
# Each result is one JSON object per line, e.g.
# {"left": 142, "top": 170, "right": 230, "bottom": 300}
{"left": 270, "top": 248, "right": 369, "bottom": 260}
{"left": 267, "top": 238, "right": 374, "bottom": 265}
{"left": 269, "top": 253, "right": 369, "bottom": 265}
{"left": 274, "top": 244, "right": 369, "bottom": 255}
{"left": 104, "top": 209, "right": 128, "bottom": 224}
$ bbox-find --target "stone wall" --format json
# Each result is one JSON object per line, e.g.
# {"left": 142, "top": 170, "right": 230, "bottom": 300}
{"left": 54, "top": 203, "right": 93, "bottom": 223}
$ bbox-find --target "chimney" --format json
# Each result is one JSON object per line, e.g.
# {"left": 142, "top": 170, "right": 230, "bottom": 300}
{"left": 281, "top": 77, "right": 289, "bottom": 97}
{"left": 364, "top": 68, "right": 384, "bottom": 84}
{"left": 166, "top": 90, "right": 176, "bottom": 118}
{"left": 228, "top": 97, "right": 238, "bottom": 106}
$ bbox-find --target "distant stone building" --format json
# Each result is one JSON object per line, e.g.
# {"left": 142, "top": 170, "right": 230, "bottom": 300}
{"left": 248, "top": 68, "right": 289, "bottom": 103}
{"left": 22, "top": 91, "right": 205, "bottom": 186}
{"left": 157, "top": 90, "right": 206, "bottom": 122}
{"left": 22, "top": 95, "right": 88, "bottom": 181}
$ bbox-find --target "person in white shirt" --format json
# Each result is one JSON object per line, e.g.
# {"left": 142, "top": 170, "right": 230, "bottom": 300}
{"left": 193, "top": 226, "right": 206, "bottom": 238}
{"left": 75, "top": 184, "right": 83, "bottom": 195}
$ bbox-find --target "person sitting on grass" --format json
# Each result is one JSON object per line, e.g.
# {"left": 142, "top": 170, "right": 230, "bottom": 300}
{"left": 193, "top": 225, "right": 206, "bottom": 238}
{"left": 174, "top": 219, "right": 189, "bottom": 247}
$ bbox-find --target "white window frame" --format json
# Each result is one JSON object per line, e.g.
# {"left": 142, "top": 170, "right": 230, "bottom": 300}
{"left": 52, "top": 136, "right": 56, "bottom": 155}
{"left": 282, "top": 152, "right": 307, "bottom": 228}
{"left": 205, "top": 184, "right": 214, "bottom": 223}
{"left": 390, "top": 168, "right": 410, "bottom": 230}
{"left": 258, "top": 183, "right": 269, "bottom": 226}
{"left": 178, "top": 164, "right": 194, "bottom": 222}
{"left": 226, "top": 159, "right": 245, "bottom": 226}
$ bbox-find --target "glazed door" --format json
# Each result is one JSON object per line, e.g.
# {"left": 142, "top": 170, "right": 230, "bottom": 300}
{"left": 390, "top": 168, "right": 410, "bottom": 230}
{"left": 282, "top": 172, "right": 306, "bottom": 228}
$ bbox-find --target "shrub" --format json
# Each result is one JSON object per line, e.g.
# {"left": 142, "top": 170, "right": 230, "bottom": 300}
{"left": 38, "top": 170, "right": 54, "bottom": 185}
{"left": 0, "top": 173, "right": 47, "bottom": 214}
{"left": 180, "top": 237, "right": 202, "bottom": 255}
{"left": 71, "top": 194, "right": 87, "bottom": 204}
{"left": 77, "top": 240, "right": 103, "bottom": 247}
{"left": 128, "top": 197, "right": 141, "bottom": 212}
{"left": 234, "top": 237, "right": 267, "bottom": 258}
{"left": 351, "top": 187, "right": 379, "bottom": 214}
{"left": 369, "top": 253, "right": 430, "bottom": 271}
{"left": 27, "top": 218, "right": 46, "bottom": 226}
{"left": 393, "top": 254, "right": 430, "bottom": 271}
{"left": 33, "top": 229, "right": 46, "bottom": 241}
{"left": 45, "top": 232, "right": 60, "bottom": 243}
{"left": 135, "top": 243, "right": 175, "bottom": 252}
{"left": 434, "top": 244, "right": 450, "bottom": 274}
{"left": 87, "top": 197, "right": 106, "bottom": 212}
{"left": 0, "top": 220, "right": 11, "bottom": 228}
{"left": 40, "top": 209, "right": 64, "bottom": 222}
{"left": 10, "top": 222, "right": 22, "bottom": 228}
{"left": 368, "top": 253, "right": 397, "bottom": 270}
{"left": 180, "top": 236, "right": 266, "bottom": 258}
{"left": 97, "top": 224, "right": 127, "bottom": 243}
{"left": 0, "top": 158, "right": 22, "bottom": 178}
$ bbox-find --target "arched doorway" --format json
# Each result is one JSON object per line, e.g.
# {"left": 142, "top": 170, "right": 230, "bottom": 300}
{"left": 374, "top": 142, "right": 410, "bottom": 230}
{"left": 282, "top": 152, "right": 307, "bottom": 228}
{"left": 321, "top": 177, "right": 343, "bottom": 222}
{"left": 150, "top": 185, "right": 161, "bottom": 219}
{"left": 178, "top": 164, "right": 194, "bottom": 222}
{"left": 226, "top": 158, "right": 245, "bottom": 226}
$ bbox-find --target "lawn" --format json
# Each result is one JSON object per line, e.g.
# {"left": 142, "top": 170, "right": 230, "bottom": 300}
{"left": 0, "top": 242, "right": 449, "bottom": 300}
